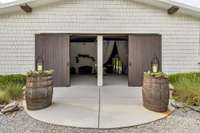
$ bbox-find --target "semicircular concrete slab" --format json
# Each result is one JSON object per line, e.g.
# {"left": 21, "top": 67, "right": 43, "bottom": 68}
{"left": 24, "top": 75, "right": 174, "bottom": 129}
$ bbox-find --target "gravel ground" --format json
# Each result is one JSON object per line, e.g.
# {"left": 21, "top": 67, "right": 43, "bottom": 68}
{"left": 0, "top": 108, "right": 200, "bottom": 133}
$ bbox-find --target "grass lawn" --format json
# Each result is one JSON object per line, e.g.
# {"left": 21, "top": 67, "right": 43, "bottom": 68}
{"left": 0, "top": 75, "right": 26, "bottom": 104}
{"left": 169, "top": 72, "right": 200, "bottom": 106}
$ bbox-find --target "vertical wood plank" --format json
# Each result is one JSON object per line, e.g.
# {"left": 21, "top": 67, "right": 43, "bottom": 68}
{"left": 35, "top": 34, "right": 70, "bottom": 87}
{"left": 128, "top": 34, "right": 162, "bottom": 86}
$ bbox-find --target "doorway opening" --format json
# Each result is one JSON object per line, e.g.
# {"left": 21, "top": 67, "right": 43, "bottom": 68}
{"left": 103, "top": 35, "right": 128, "bottom": 86}
{"left": 70, "top": 35, "right": 97, "bottom": 86}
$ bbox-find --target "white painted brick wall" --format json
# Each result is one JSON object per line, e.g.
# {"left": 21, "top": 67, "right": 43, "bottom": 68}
{"left": 0, "top": 0, "right": 200, "bottom": 74}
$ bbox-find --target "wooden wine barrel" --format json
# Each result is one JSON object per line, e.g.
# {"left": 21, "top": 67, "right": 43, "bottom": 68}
{"left": 26, "top": 75, "right": 53, "bottom": 110}
{"left": 142, "top": 76, "right": 169, "bottom": 112}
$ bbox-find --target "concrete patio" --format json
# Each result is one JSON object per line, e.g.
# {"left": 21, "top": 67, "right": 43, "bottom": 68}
{"left": 25, "top": 75, "right": 172, "bottom": 129}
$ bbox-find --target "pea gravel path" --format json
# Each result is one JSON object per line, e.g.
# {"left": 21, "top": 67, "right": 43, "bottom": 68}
{"left": 0, "top": 108, "right": 200, "bottom": 133}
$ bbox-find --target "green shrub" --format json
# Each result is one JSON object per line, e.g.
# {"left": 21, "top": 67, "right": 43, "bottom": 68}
{"left": 0, "top": 74, "right": 26, "bottom": 85}
{"left": 169, "top": 72, "right": 200, "bottom": 83}
{"left": 169, "top": 72, "right": 200, "bottom": 106}
{"left": 5, "top": 83, "right": 24, "bottom": 100}
{"left": 0, "top": 74, "right": 25, "bottom": 104}
{"left": 0, "top": 90, "right": 10, "bottom": 104}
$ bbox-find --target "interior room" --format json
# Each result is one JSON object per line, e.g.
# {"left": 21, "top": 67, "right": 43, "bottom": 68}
{"left": 70, "top": 35, "right": 97, "bottom": 85}
{"left": 103, "top": 35, "right": 128, "bottom": 86}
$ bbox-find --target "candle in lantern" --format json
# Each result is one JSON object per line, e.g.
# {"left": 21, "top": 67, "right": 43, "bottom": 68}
{"left": 36, "top": 56, "right": 44, "bottom": 71}
{"left": 37, "top": 65, "right": 43, "bottom": 71}
{"left": 152, "top": 64, "right": 158, "bottom": 73}
{"left": 151, "top": 55, "right": 159, "bottom": 73}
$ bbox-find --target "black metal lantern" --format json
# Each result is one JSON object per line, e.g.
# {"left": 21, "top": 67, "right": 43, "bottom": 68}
{"left": 36, "top": 56, "right": 44, "bottom": 71}
{"left": 151, "top": 55, "right": 159, "bottom": 73}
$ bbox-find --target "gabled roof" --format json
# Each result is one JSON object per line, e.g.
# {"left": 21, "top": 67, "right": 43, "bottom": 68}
{"left": 0, "top": 0, "right": 200, "bottom": 19}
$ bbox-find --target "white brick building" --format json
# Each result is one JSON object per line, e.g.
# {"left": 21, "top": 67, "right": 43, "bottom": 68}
{"left": 0, "top": 0, "right": 200, "bottom": 86}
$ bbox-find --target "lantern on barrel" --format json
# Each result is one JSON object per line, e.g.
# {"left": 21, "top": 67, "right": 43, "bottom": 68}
{"left": 36, "top": 56, "right": 44, "bottom": 71}
{"left": 151, "top": 55, "right": 159, "bottom": 73}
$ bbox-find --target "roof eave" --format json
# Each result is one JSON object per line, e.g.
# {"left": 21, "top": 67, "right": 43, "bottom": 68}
{"left": 0, "top": 0, "right": 199, "bottom": 19}
{"left": 0, "top": 0, "right": 60, "bottom": 15}
{"left": 134, "top": 0, "right": 200, "bottom": 19}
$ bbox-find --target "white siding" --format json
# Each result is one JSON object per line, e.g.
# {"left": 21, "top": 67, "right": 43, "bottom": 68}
{"left": 0, "top": 0, "right": 200, "bottom": 74}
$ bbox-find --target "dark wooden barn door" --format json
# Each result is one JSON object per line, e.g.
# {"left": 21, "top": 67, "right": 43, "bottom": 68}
{"left": 35, "top": 34, "right": 70, "bottom": 87}
{"left": 128, "top": 34, "right": 161, "bottom": 86}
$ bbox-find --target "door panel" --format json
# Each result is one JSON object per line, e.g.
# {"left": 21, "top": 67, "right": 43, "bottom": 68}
{"left": 35, "top": 34, "right": 70, "bottom": 87}
{"left": 128, "top": 34, "right": 161, "bottom": 86}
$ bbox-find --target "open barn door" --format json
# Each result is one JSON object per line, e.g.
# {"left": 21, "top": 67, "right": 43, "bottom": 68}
{"left": 128, "top": 34, "right": 161, "bottom": 86}
{"left": 35, "top": 34, "right": 70, "bottom": 87}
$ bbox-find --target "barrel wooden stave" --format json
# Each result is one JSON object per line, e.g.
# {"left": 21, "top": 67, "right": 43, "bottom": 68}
{"left": 26, "top": 76, "right": 53, "bottom": 88}
{"left": 142, "top": 76, "right": 169, "bottom": 112}
{"left": 26, "top": 75, "right": 53, "bottom": 110}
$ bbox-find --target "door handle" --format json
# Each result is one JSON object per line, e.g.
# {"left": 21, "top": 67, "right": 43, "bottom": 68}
{"left": 129, "top": 62, "right": 132, "bottom": 66}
